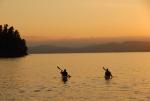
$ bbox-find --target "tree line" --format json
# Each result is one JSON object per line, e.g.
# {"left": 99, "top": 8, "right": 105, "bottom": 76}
{"left": 0, "top": 24, "right": 27, "bottom": 57}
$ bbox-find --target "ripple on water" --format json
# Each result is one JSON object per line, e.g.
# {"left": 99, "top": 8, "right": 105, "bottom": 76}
{"left": 47, "top": 89, "right": 53, "bottom": 91}
{"left": 19, "top": 90, "right": 25, "bottom": 93}
{"left": 33, "top": 89, "right": 41, "bottom": 92}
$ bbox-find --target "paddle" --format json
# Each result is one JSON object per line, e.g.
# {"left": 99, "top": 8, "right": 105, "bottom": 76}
{"left": 103, "top": 66, "right": 106, "bottom": 71}
{"left": 57, "top": 66, "right": 63, "bottom": 71}
{"left": 57, "top": 66, "right": 71, "bottom": 77}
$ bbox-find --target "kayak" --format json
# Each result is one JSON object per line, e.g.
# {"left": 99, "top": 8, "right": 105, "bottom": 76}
{"left": 61, "top": 76, "right": 68, "bottom": 82}
{"left": 105, "top": 76, "right": 111, "bottom": 80}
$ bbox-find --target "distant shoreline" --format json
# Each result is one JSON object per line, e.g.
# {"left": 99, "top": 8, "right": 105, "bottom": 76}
{"left": 28, "top": 41, "right": 150, "bottom": 54}
{"left": 28, "top": 51, "right": 150, "bottom": 54}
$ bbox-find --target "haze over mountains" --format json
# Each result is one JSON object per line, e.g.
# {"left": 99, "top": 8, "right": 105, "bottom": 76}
{"left": 25, "top": 36, "right": 150, "bottom": 53}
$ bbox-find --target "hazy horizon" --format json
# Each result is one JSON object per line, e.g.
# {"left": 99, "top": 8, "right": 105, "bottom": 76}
{"left": 25, "top": 36, "right": 150, "bottom": 47}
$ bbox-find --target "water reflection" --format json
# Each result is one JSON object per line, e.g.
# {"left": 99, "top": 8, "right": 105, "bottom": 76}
{"left": 0, "top": 53, "right": 150, "bottom": 101}
{"left": 0, "top": 57, "right": 26, "bottom": 101}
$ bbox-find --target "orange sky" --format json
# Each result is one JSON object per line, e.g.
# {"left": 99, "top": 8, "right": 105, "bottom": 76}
{"left": 0, "top": 0, "right": 150, "bottom": 39}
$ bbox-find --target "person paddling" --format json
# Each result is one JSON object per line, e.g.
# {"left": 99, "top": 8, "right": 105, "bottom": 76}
{"left": 103, "top": 67, "right": 113, "bottom": 80}
{"left": 57, "top": 66, "right": 71, "bottom": 77}
{"left": 61, "top": 69, "right": 68, "bottom": 77}
{"left": 57, "top": 66, "right": 71, "bottom": 83}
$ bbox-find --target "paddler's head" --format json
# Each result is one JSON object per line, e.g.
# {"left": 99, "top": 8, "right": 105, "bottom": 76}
{"left": 64, "top": 69, "right": 66, "bottom": 72}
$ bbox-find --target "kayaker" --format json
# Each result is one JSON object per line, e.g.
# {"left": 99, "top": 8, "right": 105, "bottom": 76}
{"left": 57, "top": 66, "right": 71, "bottom": 77}
{"left": 61, "top": 69, "right": 68, "bottom": 77}
{"left": 103, "top": 67, "right": 113, "bottom": 80}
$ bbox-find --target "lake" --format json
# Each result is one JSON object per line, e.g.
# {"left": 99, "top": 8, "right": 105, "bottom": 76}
{"left": 0, "top": 53, "right": 150, "bottom": 101}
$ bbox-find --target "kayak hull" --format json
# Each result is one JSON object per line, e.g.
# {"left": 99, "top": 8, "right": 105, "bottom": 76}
{"left": 105, "top": 76, "right": 111, "bottom": 80}
{"left": 61, "top": 76, "right": 68, "bottom": 82}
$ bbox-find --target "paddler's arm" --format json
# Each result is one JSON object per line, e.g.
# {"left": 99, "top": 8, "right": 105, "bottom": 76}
{"left": 67, "top": 73, "right": 71, "bottom": 78}
{"left": 110, "top": 73, "right": 113, "bottom": 79}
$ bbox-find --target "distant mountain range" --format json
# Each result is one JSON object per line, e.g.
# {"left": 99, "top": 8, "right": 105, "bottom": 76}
{"left": 28, "top": 41, "right": 150, "bottom": 53}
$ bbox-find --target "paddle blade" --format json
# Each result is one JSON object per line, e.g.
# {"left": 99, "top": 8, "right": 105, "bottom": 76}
{"left": 68, "top": 75, "right": 71, "bottom": 78}
{"left": 103, "top": 67, "right": 106, "bottom": 70}
{"left": 57, "top": 66, "right": 62, "bottom": 71}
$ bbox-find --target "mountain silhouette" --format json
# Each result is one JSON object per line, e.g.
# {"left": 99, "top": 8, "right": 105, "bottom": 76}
{"left": 28, "top": 41, "right": 150, "bottom": 53}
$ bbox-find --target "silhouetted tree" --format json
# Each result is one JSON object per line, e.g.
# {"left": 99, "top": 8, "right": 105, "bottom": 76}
{"left": 0, "top": 25, "right": 2, "bottom": 33}
{"left": 0, "top": 24, "right": 28, "bottom": 57}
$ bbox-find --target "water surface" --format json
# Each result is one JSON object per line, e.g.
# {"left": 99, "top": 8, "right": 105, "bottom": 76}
{"left": 0, "top": 53, "right": 150, "bottom": 101}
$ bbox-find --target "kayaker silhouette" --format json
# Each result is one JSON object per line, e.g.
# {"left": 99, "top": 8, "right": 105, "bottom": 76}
{"left": 103, "top": 67, "right": 113, "bottom": 80}
{"left": 61, "top": 69, "right": 68, "bottom": 77}
{"left": 57, "top": 66, "right": 71, "bottom": 83}
{"left": 61, "top": 69, "right": 69, "bottom": 83}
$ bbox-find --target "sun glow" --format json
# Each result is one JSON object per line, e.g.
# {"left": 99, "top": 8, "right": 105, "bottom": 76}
{"left": 0, "top": 0, "right": 150, "bottom": 39}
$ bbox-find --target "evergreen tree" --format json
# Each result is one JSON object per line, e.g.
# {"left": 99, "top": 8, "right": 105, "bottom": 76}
{"left": 0, "top": 24, "right": 28, "bottom": 57}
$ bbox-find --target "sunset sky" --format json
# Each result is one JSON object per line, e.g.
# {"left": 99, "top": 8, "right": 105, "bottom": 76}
{"left": 0, "top": 0, "right": 150, "bottom": 39}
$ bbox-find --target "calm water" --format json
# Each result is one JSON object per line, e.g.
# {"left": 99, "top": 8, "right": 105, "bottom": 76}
{"left": 0, "top": 53, "right": 150, "bottom": 101}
